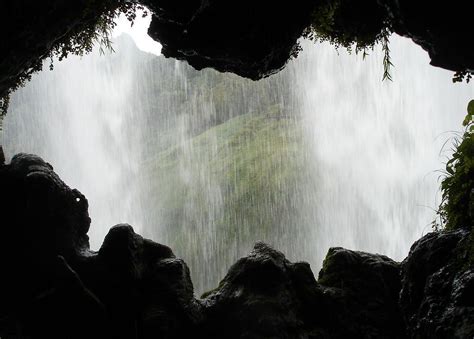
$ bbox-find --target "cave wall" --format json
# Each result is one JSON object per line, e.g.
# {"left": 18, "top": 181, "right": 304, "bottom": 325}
{"left": 384, "top": 0, "right": 474, "bottom": 73}
{"left": 0, "top": 0, "right": 106, "bottom": 100}
{"left": 1, "top": 154, "right": 473, "bottom": 338}
{"left": 1, "top": 1, "right": 474, "bottom": 337}
{"left": 1, "top": 0, "right": 473, "bottom": 102}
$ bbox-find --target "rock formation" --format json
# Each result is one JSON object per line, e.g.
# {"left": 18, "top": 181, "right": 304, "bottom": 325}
{"left": 1, "top": 154, "right": 473, "bottom": 338}
{"left": 384, "top": 1, "right": 474, "bottom": 75}
{"left": 1, "top": 1, "right": 474, "bottom": 100}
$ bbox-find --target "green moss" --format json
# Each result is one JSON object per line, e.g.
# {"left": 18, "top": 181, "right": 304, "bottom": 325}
{"left": 142, "top": 101, "right": 312, "bottom": 272}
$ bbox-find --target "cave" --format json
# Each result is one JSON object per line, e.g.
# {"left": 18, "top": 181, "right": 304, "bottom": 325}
{"left": 1, "top": 1, "right": 473, "bottom": 338}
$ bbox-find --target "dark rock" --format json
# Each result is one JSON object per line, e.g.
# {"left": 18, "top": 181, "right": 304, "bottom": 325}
{"left": 400, "top": 229, "right": 474, "bottom": 338}
{"left": 0, "top": 0, "right": 107, "bottom": 98}
{"left": 2, "top": 153, "right": 474, "bottom": 338}
{"left": 0, "top": 145, "right": 5, "bottom": 164}
{"left": 0, "top": 154, "right": 199, "bottom": 338}
{"left": 143, "top": 0, "right": 316, "bottom": 80}
{"left": 200, "top": 242, "right": 406, "bottom": 338}
{"left": 200, "top": 242, "right": 320, "bottom": 338}
{"left": 20, "top": 256, "right": 107, "bottom": 339}
{"left": 0, "top": 153, "right": 91, "bottom": 323}
{"left": 1, "top": 153, "right": 90, "bottom": 257}
{"left": 1, "top": 0, "right": 474, "bottom": 101}
{"left": 317, "top": 247, "right": 406, "bottom": 338}
{"left": 72, "top": 223, "right": 200, "bottom": 339}
{"left": 140, "top": 256, "right": 202, "bottom": 338}
{"left": 383, "top": 1, "right": 474, "bottom": 73}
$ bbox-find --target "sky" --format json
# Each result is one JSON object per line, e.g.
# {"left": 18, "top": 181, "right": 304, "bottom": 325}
{"left": 113, "top": 8, "right": 162, "bottom": 56}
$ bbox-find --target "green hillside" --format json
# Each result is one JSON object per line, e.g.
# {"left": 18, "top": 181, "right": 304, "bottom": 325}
{"left": 141, "top": 101, "right": 315, "bottom": 292}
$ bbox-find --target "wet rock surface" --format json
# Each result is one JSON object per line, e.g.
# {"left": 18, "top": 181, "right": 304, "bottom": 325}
{"left": 400, "top": 229, "right": 474, "bottom": 338}
{"left": 1, "top": 154, "right": 473, "bottom": 338}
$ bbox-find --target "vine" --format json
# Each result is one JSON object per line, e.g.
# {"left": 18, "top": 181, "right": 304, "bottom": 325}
{"left": 303, "top": 0, "right": 394, "bottom": 81}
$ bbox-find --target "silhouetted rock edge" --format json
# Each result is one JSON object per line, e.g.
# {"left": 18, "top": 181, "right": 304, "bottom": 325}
{"left": 1, "top": 154, "right": 473, "bottom": 338}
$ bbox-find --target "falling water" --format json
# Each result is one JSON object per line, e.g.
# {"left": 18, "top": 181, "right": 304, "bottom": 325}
{"left": 2, "top": 24, "right": 473, "bottom": 294}
{"left": 2, "top": 36, "right": 147, "bottom": 245}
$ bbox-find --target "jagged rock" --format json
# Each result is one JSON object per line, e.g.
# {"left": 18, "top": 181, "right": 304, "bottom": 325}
{"left": 0, "top": 154, "right": 200, "bottom": 338}
{"left": 317, "top": 247, "right": 406, "bottom": 338}
{"left": 0, "top": 153, "right": 90, "bottom": 322}
{"left": 200, "top": 242, "right": 323, "bottom": 338}
{"left": 1, "top": 153, "right": 90, "bottom": 255}
{"left": 400, "top": 229, "right": 474, "bottom": 338}
{"left": 1, "top": 0, "right": 474, "bottom": 99}
{"left": 76, "top": 224, "right": 201, "bottom": 339}
{"left": 383, "top": 1, "right": 474, "bottom": 73}
{"left": 143, "top": 0, "right": 316, "bottom": 80}
{"left": 2, "top": 153, "right": 474, "bottom": 338}
{"left": 200, "top": 242, "right": 405, "bottom": 338}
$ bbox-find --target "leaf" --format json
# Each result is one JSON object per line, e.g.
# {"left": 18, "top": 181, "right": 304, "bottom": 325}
{"left": 468, "top": 100, "right": 474, "bottom": 116}
{"left": 464, "top": 100, "right": 474, "bottom": 126}
{"left": 463, "top": 116, "right": 470, "bottom": 126}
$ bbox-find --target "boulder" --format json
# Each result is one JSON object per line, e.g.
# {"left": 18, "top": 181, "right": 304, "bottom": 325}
{"left": 400, "top": 229, "right": 474, "bottom": 338}
{"left": 201, "top": 242, "right": 406, "bottom": 338}
{"left": 1, "top": 153, "right": 474, "bottom": 338}
{"left": 0, "top": 154, "right": 200, "bottom": 338}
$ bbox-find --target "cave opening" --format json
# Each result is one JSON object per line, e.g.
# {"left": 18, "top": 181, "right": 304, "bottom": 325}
{"left": 1, "top": 10, "right": 473, "bottom": 294}
{"left": 1, "top": 2, "right": 474, "bottom": 338}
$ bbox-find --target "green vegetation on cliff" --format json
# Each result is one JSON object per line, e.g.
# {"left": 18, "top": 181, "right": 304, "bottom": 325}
{"left": 437, "top": 100, "right": 474, "bottom": 267}
{"left": 438, "top": 100, "right": 474, "bottom": 231}
{"left": 305, "top": 0, "right": 393, "bottom": 80}
{"left": 133, "top": 59, "right": 315, "bottom": 291}
{"left": 143, "top": 103, "right": 312, "bottom": 257}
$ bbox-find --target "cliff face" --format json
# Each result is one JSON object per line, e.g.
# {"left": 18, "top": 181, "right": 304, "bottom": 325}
{"left": 1, "top": 154, "right": 473, "bottom": 338}
{"left": 1, "top": 1, "right": 473, "bottom": 337}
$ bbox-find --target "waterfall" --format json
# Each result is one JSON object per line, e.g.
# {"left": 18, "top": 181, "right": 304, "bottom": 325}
{"left": 2, "top": 36, "right": 147, "bottom": 247}
{"left": 288, "top": 38, "right": 474, "bottom": 268}
{"left": 2, "top": 27, "right": 473, "bottom": 294}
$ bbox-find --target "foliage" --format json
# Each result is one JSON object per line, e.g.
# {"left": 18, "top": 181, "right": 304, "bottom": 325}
{"left": 0, "top": 0, "right": 147, "bottom": 122}
{"left": 437, "top": 100, "right": 474, "bottom": 231}
{"left": 381, "top": 31, "right": 394, "bottom": 82}
{"left": 453, "top": 70, "right": 473, "bottom": 84}
{"left": 304, "top": 0, "right": 393, "bottom": 81}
